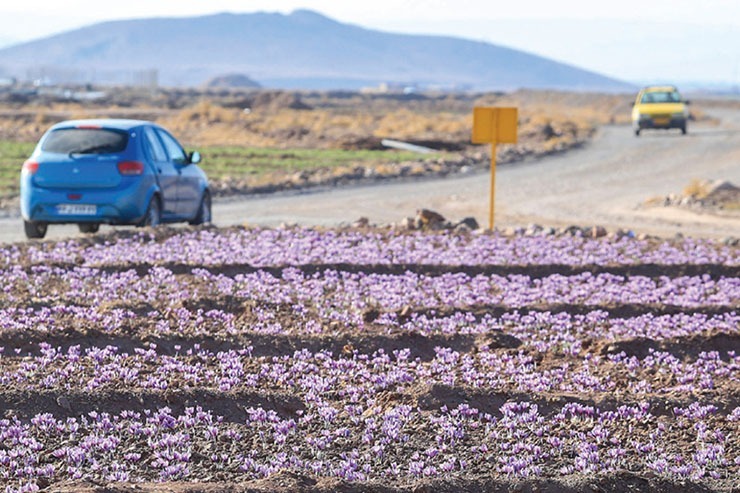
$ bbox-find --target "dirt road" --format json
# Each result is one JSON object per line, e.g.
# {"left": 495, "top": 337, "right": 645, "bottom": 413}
{"left": 224, "top": 110, "right": 740, "bottom": 238}
{"left": 2, "top": 109, "right": 739, "bottom": 243}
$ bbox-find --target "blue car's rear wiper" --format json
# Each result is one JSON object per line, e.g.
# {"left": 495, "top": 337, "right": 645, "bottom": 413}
{"left": 69, "top": 145, "right": 116, "bottom": 157}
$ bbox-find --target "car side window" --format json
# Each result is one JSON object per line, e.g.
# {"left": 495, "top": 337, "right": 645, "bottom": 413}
{"left": 156, "top": 129, "right": 187, "bottom": 165}
{"left": 144, "top": 127, "right": 167, "bottom": 162}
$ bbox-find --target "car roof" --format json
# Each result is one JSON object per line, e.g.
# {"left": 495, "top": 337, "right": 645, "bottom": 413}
{"left": 49, "top": 119, "right": 154, "bottom": 131}
{"left": 642, "top": 85, "right": 679, "bottom": 93}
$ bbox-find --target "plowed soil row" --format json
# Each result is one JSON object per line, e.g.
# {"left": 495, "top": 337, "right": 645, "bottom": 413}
{"left": 47, "top": 470, "right": 720, "bottom": 493}
{"left": 1, "top": 323, "right": 737, "bottom": 362}
{"left": 1, "top": 384, "right": 737, "bottom": 425}
{"left": 55, "top": 262, "right": 740, "bottom": 280}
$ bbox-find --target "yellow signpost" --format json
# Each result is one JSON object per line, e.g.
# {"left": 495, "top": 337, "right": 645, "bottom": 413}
{"left": 472, "top": 107, "right": 518, "bottom": 230}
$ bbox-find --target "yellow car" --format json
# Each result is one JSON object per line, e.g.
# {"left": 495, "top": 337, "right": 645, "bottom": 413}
{"left": 631, "top": 86, "right": 690, "bottom": 136}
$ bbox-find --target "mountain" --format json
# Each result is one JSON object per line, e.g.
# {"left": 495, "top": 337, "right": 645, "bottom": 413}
{"left": 0, "top": 10, "right": 632, "bottom": 91}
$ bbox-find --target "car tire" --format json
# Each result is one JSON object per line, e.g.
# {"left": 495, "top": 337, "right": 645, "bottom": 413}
{"left": 78, "top": 223, "right": 100, "bottom": 234}
{"left": 634, "top": 128, "right": 641, "bottom": 137}
{"left": 189, "top": 190, "right": 212, "bottom": 225}
{"left": 138, "top": 196, "right": 161, "bottom": 227}
{"left": 681, "top": 125, "right": 687, "bottom": 135}
{"left": 24, "top": 220, "right": 47, "bottom": 239}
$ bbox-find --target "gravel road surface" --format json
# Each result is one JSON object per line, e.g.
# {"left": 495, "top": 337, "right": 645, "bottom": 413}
{"left": 2, "top": 109, "right": 739, "bottom": 244}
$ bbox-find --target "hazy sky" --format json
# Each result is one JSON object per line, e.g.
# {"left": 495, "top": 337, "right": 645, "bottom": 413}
{"left": 2, "top": 0, "right": 739, "bottom": 85}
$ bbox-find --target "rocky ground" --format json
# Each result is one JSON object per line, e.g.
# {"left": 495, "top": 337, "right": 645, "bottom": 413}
{"left": 645, "top": 179, "right": 740, "bottom": 218}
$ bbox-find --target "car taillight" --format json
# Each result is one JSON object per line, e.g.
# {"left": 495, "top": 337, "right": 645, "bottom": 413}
{"left": 117, "top": 161, "right": 144, "bottom": 176}
{"left": 22, "top": 160, "right": 39, "bottom": 175}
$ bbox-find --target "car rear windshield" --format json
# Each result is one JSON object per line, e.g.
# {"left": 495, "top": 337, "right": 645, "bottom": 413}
{"left": 41, "top": 128, "right": 128, "bottom": 154}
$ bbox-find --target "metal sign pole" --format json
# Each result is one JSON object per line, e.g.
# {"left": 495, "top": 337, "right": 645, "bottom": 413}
{"left": 489, "top": 143, "right": 496, "bottom": 230}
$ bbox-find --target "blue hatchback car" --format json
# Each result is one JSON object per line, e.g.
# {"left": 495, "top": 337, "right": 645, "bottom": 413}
{"left": 20, "top": 119, "right": 211, "bottom": 239}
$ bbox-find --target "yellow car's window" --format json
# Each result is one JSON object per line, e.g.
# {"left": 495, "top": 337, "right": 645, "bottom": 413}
{"left": 640, "top": 91, "right": 681, "bottom": 104}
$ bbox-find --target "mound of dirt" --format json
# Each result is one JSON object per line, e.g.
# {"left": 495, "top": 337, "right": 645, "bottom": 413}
{"left": 704, "top": 180, "right": 740, "bottom": 206}
{"left": 646, "top": 179, "right": 740, "bottom": 217}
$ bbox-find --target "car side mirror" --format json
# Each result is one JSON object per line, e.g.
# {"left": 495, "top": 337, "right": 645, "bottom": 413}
{"left": 631, "top": 102, "right": 635, "bottom": 106}
{"left": 188, "top": 151, "right": 201, "bottom": 164}
{"left": 684, "top": 100, "right": 691, "bottom": 105}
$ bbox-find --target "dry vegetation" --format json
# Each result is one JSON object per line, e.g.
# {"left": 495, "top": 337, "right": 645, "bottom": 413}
{"left": 0, "top": 87, "right": 649, "bottom": 204}
{"left": 0, "top": 87, "right": 632, "bottom": 148}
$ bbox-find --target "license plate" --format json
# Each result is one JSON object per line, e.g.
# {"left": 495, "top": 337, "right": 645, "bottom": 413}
{"left": 653, "top": 118, "right": 669, "bottom": 125}
{"left": 57, "top": 204, "right": 97, "bottom": 215}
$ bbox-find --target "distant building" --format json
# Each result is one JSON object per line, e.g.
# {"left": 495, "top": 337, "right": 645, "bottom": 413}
{"left": 360, "top": 82, "right": 420, "bottom": 94}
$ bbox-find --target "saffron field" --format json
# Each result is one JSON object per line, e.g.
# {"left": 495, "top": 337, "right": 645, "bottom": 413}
{"left": 0, "top": 227, "right": 738, "bottom": 492}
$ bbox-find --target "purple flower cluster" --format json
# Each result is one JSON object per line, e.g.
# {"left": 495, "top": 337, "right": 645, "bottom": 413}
{"left": 1, "top": 265, "right": 737, "bottom": 313}
{"left": 3, "top": 227, "right": 738, "bottom": 267}
{"left": 1, "top": 343, "right": 737, "bottom": 398}
{"left": 0, "top": 398, "right": 736, "bottom": 490}
{"left": 1, "top": 303, "right": 736, "bottom": 353}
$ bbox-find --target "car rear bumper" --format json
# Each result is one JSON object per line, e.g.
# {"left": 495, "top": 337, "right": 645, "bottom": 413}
{"left": 636, "top": 116, "right": 686, "bottom": 130}
{"left": 20, "top": 186, "right": 149, "bottom": 225}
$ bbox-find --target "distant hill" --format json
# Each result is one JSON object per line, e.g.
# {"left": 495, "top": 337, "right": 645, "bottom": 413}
{"left": 0, "top": 10, "right": 633, "bottom": 91}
